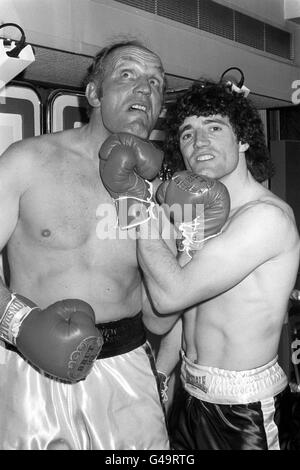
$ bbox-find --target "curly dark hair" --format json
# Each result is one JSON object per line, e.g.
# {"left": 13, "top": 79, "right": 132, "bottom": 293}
{"left": 163, "top": 79, "right": 274, "bottom": 182}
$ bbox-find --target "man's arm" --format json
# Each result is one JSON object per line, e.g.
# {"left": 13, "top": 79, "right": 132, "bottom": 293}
{"left": 138, "top": 201, "right": 299, "bottom": 313}
{"left": 141, "top": 204, "right": 182, "bottom": 334}
{"left": 0, "top": 141, "right": 32, "bottom": 297}
{"left": 0, "top": 143, "right": 28, "bottom": 315}
{"left": 154, "top": 317, "right": 183, "bottom": 407}
{"left": 0, "top": 143, "right": 26, "bottom": 251}
{"left": 155, "top": 317, "right": 183, "bottom": 377}
{"left": 0, "top": 142, "right": 32, "bottom": 303}
{"left": 141, "top": 283, "right": 181, "bottom": 334}
{"left": 0, "top": 141, "right": 40, "bottom": 305}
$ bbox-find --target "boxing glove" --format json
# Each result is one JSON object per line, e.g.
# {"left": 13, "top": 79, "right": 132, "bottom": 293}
{"left": 99, "top": 133, "right": 163, "bottom": 229}
{"left": 0, "top": 295, "right": 103, "bottom": 383}
{"left": 157, "top": 170, "right": 230, "bottom": 257}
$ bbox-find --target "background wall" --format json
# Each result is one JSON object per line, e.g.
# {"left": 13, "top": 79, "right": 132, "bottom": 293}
{"left": 217, "top": 0, "right": 300, "bottom": 66}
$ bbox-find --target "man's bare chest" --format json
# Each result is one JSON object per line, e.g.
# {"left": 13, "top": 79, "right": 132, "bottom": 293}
{"left": 16, "top": 168, "right": 121, "bottom": 250}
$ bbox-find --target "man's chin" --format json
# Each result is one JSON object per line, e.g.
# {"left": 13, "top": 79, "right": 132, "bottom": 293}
{"left": 121, "top": 121, "right": 151, "bottom": 139}
{"left": 190, "top": 166, "right": 215, "bottom": 178}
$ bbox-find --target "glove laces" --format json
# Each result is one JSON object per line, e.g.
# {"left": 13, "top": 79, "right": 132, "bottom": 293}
{"left": 178, "top": 218, "right": 223, "bottom": 258}
{"left": 157, "top": 370, "right": 170, "bottom": 404}
{"left": 115, "top": 180, "right": 157, "bottom": 229}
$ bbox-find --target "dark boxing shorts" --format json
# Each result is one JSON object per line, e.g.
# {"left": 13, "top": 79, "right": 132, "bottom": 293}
{"left": 169, "top": 353, "right": 288, "bottom": 450}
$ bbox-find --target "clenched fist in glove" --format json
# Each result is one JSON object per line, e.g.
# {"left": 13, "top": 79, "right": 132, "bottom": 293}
{"left": 99, "top": 133, "right": 163, "bottom": 229}
{"left": 0, "top": 295, "right": 103, "bottom": 382}
{"left": 156, "top": 170, "right": 230, "bottom": 258}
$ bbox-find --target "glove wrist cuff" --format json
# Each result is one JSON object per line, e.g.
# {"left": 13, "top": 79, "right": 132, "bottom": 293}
{"left": 0, "top": 294, "right": 38, "bottom": 345}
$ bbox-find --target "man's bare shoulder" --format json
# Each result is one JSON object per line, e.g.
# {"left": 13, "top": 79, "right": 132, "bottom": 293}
{"left": 228, "top": 190, "right": 299, "bottom": 250}
{"left": 243, "top": 190, "right": 294, "bottom": 220}
{"left": 0, "top": 129, "right": 82, "bottom": 174}
{"left": 4, "top": 129, "right": 75, "bottom": 156}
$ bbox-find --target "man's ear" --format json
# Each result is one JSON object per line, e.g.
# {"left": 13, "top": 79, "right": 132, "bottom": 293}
{"left": 239, "top": 142, "right": 249, "bottom": 153}
{"left": 85, "top": 82, "right": 101, "bottom": 108}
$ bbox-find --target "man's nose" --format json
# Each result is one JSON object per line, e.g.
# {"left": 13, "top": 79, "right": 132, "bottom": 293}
{"left": 194, "top": 128, "right": 209, "bottom": 147}
{"left": 133, "top": 77, "right": 151, "bottom": 95}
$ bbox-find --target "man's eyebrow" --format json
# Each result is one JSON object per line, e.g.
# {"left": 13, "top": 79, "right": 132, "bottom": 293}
{"left": 179, "top": 124, "right": 192, "bottom": 136}
{"left": 203, "top": 118, "right": 229, "bottom": 126}
{"left": 179, "top": 117, "right": 230, "bottom": 136}
{"left": 111, "top": 57, "right": 132, "bottom": 68}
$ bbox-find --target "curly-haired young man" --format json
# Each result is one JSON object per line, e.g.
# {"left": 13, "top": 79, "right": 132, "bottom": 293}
{"left": 137, "top": 80, "right": 300, "bottom": 450}
{"left": 163, "top": 79, "right": 274, "bottom": 182}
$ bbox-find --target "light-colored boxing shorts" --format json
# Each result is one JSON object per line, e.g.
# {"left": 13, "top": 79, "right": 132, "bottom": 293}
{"left": 0, "top": 313, "right": 170, "bottom": 450}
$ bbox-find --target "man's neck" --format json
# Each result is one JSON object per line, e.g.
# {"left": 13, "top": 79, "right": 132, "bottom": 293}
{"left": 77, "top": 110, "right": 110, "bottom": 161}
{"left": 221, "top": 168, "right": 258, "bottom": 212}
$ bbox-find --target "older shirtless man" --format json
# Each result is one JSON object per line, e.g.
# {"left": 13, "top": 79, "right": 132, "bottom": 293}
{"left": 0, "top": 40, "right": 173, "bottom": 450}
{"left": 138, "top": 80, "right": 300, "bottom": 450}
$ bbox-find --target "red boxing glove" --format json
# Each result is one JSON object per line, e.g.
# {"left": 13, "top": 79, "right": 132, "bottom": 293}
{"left": 0, "top": 295, "right": 103, "bottom": 383}
{"left": 157, "top": 170, "right": 230, "bottom": 257}
{"left": 99, "top": 133, "right": 163, "bottom": 229}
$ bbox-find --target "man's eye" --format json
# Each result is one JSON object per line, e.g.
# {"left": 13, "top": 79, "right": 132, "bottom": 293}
{"left": 120, "top": 70, "right": 133, "bottom": 79}
{"left": 210, "top": 126, "right": 222, "bottom": 132}
{"left": 181, "top": 133, "right": 192, "bottom": 141}
{"left": 149, "top": 77, "right": 160, "bottom": 87}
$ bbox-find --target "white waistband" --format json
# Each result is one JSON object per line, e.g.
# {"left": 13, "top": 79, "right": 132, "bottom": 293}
{"left": 181, "top": 354, "right": 288, "bottom": 405}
